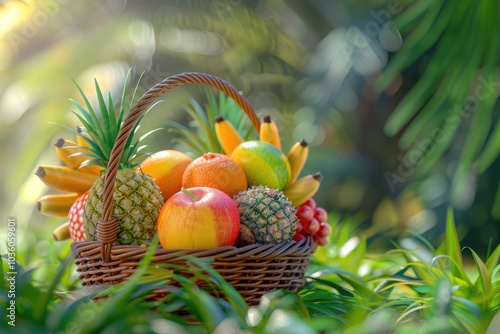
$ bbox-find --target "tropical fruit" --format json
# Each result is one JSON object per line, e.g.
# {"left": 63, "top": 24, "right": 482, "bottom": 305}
{"left": 286, "top": 138, "right": 308, "bottom": 186}
{"left": 230, "top": 140, "right": 291, "bottom": 191}
{"left": 36, "top": 134, "right": 103, "bottom": 225}
{"left": 139, "top": 150, "right": 193, "bottom": 201}
{"left": 68, "top": 192, "right": 88, "bottom": 242}
{"left": 234, "top": 224, "right": 256, "bottom": 247}
{"left": 158, "top": 187, "right": 240, "bottom": 250}
{"left": 54, "top": 138, "right": 104, "bottom": 175}
{"left": 293, "top": 198, "right": 331, "bottom": 246}
{"left": 233, "top": 186, "right": 298, "bottom": 244}
{"left": 72, "top": 72, "right": 164, "bottom": 245}
{"left": 52, "top": 222, "right": 71, "bottom": 241}
{"left": 259, "top": 115, "right": 281, "bottom": 150}
{"left": 283, "top": 172, "right": 322, "bottom": 207}
{"left": 182, "top": 153, "right": 247, "bottom": 197}
{"left": 37, "top": 192, "right": 81, "bottom": 217}
{"left": 86, "top": 170, "right": 163, "bottom": 245}
{"left": 35, "top": 166, "right": 98, "bottom": 193}
{"left": 214, "top": 116, "right": 244, "bottom": 155}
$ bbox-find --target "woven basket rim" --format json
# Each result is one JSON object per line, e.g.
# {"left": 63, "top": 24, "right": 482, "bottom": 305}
{"left": 71, "top": 235, "right": 316, "bottom": 260}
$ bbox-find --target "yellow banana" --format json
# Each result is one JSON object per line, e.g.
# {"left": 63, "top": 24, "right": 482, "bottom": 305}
{"left": 53, "top": 221, "right": 71, "bottom": 241}
{"left": 76, "top": 126, "right": 94, "bottom": 148}
{"left": 37, "top": 192, "right": 80, "bottom": 217}
{"left": 35, "top": 165, "right": 98, "bottom": 193}
{"left": 54, "top": 138, "right": 103, "bottom": 175}
{"left": 283, "top": 172, "right": 323, "bottom": 207}
{"left": 215, "top": 116, "right": 244, "bottom": 155}
{"left": 287, "top": 138, "right": 309, "bottom": 186}
{"left": 259, "top": 115, "right": 281, "bottom": 150}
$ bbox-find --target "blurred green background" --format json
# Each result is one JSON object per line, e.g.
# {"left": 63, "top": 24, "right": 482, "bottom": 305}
{"left": 1, "top": 0, "right": 498, "bottom": 256}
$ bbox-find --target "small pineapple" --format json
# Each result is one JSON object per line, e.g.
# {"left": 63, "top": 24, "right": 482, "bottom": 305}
{"left": 233, "top": 186, "right": 298, "bottom": 244}
{"left": 70, "top": 71, "right": 164, "bottom": 245}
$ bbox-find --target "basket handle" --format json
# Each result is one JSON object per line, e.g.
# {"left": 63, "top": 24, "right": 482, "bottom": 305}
{"left": 98, "top": 72, "right": 261, "bottom": 262}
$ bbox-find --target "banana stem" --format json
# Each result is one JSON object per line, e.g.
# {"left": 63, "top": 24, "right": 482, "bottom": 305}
{"left": 312, "top": 172, "right": 323, "bottom": 182}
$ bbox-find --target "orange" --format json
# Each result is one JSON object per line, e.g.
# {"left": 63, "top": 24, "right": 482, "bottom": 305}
{"left": 139, "top": 150, "right": 193, "bottom": 201}
{"left": 182, "top": 153, "right": 248, "bottom": 197}
{"left": 230, "top": 140, "right": 290, "bottom": 190}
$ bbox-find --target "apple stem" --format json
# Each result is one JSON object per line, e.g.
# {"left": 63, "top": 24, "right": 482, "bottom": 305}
{"left": 181, "top": 188, "right": 198, "bottom": 202}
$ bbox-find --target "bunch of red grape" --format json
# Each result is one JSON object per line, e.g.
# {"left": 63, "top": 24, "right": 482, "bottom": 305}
{"left": 293, "top": 198, "right": 331, "bottom": 246}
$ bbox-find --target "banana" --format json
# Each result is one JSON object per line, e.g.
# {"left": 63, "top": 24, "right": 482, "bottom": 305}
{"left": 53, "top": 221, "right": 71, "bottom": 241}
{"left": 283, "top": 172, "right": 323, "bottom": 207}
{"left": 37, "top": 192, "right": 80, "bottom": 217}
{"left": 215, "top": 116, "right": 244, "bottom": 155}
{"left": 287, "top": 138, "right": 309, "bottom": 186}
{"left": 76, "top": 126, "right": 94, "bottom": 149}
{"left": 259, "top": 115, "right": 281, "bottom": 150}
{"left": 35, "top": 165, "right": 98, "bottom": 193}
{"left": 54, "top": 138, "right": 103, "bottom": 175}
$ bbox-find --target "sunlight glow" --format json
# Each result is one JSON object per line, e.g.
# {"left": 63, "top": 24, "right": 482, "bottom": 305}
{"left": 246, "top": 306, "right": 263, "bottom": 327}
{"left": 159, "top": 28, "right": 223, "bottom": 55}
{"left": 0, "top": 81, "right": 34, "bottom": 125}
{"left": 0, "top": 1, "right": 32, "bottom": 36}
{"left": 340, "top": 236, "right": 360, "bottom": 258}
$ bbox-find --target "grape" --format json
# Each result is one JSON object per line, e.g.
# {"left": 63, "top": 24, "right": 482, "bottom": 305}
{"left": 317, "top": 236, "right": 329, "bottom": 246}
{"left": 296, "top": 221, "right": 304, "bottom": 233}
{"left": 296, "top": 205, "right": 314, "bottom": 223}
{"left": 303, "top": 198, "right": 316, "bottom": 210}
{"left": 304, "top": 218, "right": 320, "bottom": 234}
{"left": 301, "top": 219, "right": 310, "bottom": 233}
{"left": 293, "top": 232, "right": 307, "bottom": 242}
{"left": 314, "top": 207, "right": 328, "bottom": 223}
{"left": 317, "top": 222, "right": 331, "bottom": 238}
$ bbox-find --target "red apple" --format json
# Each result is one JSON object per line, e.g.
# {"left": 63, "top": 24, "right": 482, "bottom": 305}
{"left": 157, "top": 187, "right": 240, "bottom": 250}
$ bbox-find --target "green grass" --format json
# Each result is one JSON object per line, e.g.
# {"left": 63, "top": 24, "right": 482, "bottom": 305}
{"left": 1, "top": 209, "right": 499, "bottom": 333}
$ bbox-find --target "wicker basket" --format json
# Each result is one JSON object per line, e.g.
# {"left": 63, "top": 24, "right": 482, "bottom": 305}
{"left": 71, "top": 72, "right": 317, "bottom": 305}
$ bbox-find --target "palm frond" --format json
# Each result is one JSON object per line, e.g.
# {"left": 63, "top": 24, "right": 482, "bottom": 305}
{"left": 379, "top": 0, "right": 500, "bottom": 211}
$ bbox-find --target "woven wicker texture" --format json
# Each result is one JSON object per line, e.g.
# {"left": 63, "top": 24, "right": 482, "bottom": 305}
{"left": 72, "top": 72, "right": 317, "bottom": 305}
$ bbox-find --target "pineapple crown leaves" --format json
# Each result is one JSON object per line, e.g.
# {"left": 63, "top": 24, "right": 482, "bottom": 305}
{"left": 55, "top": 69, "right": 161, "bottom": 170}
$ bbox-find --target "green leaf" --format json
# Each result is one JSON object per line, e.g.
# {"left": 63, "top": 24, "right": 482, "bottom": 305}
{"left": 107, "top": 93, "right": 118, "bottom": 140}
{"left": 463, "top": 247, "right": 491, "bottom": 304}
{"left": 393, "top": 0, "right": 437, "bottom": 31}
{"left": 377, "top": 0, "right": 454, "bottom": 91}
{"left": 492, "top": 182, "right": 500, "bottom": 220}
{"left": 94, "top": 79, "right": 112, "bottom": 147}
{"left": 485, "top": 243, "right": 500, "bottom": 274}
{"left": 433, "top": 280, "right": 453, "bottom": 316}
{"left": 442, "top": 207, "right": 463, "bottom": 274}
{"left": 336, "top": 273, "right": 384, "bottom": 304}
{"left": 167, "top": 124, "right": 209, "bottom": 155}
{"left": 172, "top": 274, "right": 225, "bottom": 332}
{"left": 477, "top": 113, "right": 500, "bottom": 174}
{"left": 187, "top": 257, "right": 248, "bottom": 319}
{"left": 475, "top": 33, "right": 500, "bottom": 174}
{"left": 34, "top": 253, "right": 73, "bottom": 323}
{"left": 70, "top": 78, "right": 102, "bottom": 132}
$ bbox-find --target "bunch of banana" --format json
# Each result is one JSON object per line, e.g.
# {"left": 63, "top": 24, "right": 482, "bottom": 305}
{"left": 35, "top": 134, "right": 102, "bottom": 241}
{"left": 215, "top": 114, "right": 322, "bottom": 207}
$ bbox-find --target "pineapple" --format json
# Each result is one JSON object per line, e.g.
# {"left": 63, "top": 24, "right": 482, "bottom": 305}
{"left": 69, "top": 71, "right": 164, "bottom": 245}
{"left": 233, "top": 186, "right": 298, "bottom": 244}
